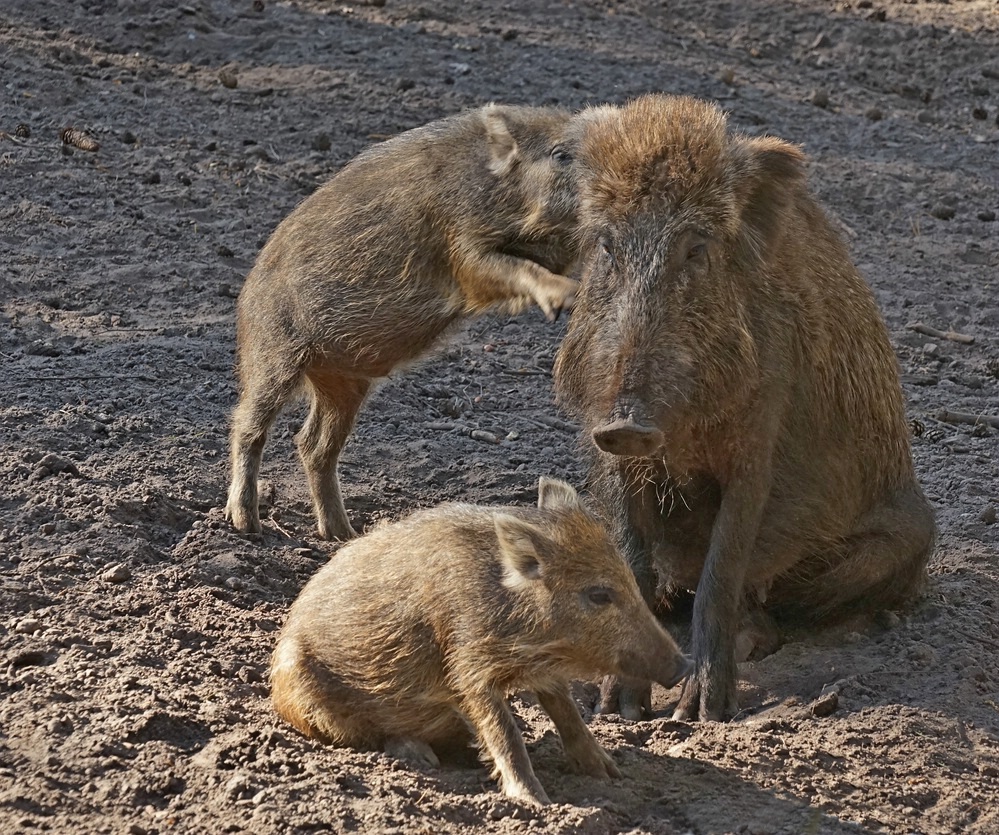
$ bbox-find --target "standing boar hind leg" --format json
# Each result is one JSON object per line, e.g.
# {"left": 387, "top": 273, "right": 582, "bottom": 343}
{"left": 226, "top": 371, "right": 301, "bottom": 534}
{"left": 296, "top": 370, "right": 371, "bottom": 541}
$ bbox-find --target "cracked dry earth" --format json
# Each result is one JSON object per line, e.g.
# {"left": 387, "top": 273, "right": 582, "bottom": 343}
{"left": 2, "top": 1, "right": 998, "bottom": 833}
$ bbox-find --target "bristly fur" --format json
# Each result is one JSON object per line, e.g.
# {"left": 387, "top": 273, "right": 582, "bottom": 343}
{"left": 554, "top": 93, "right": 935, "bottom": 721}
{"left": 226, "top": 104, "right": 585, "bottom": 541}
{"left": 269, "top": 479, "right": 689, "bottom": 803}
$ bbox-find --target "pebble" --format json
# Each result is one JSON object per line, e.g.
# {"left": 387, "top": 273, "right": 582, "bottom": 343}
{"left": 979, "top": 505, "right": 997, "bottom": 525}
{"left": 908, "top": 642, "right": 937, "bottom": 666}
{"left": 15, "top": 617, "right": 42, "bottom": 635}
{"left": 930, "top": 205, "right": 955, "bottom": 220}
{"left": 810, "top": 690, "right": 839, "bottom": 717}
{"left": 101, "top": 563, "right": 131, "bottom": 583}
{"left": 36, "top": 453, "right": 79, "bottom": 476}
{"left": 719, "top": 67, "right": 736, "bottom": 85}
{"left": 225, "top": 576, "right": 245, "bottom": 591}
{"left": 864, "top": 106, "right": 883, "bottom": 121}
{"left": 470, "top": 429, "right": 499, "bottom": 444}
{"left": 218, "top": 68, "right": 238, "bottom": 89}
{"left": 311, "top": 132, "right": 331, "bottom": 152}
{"left": 808, "top": 88, "right": 829, "bottom": 108}
{"left": 978, "top": 210, "right": 996, "bottom": 222}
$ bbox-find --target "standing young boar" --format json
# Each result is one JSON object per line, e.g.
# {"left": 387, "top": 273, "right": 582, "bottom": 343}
{"left": 554, "top": 95, "right": 935, "bottom": 722}
{"left": 226, "top": 105, "right": 580, "bottom": 541}
{"left": 270, "top": 477, "right": 690, "bottom": 805}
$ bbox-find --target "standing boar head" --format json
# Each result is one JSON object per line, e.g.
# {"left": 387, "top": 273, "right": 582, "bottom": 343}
{"left": 554, "top": 94, "right": 807, "bottom": 459}
{"left": 481, "top": 104, "right": 580, "bottom": 276}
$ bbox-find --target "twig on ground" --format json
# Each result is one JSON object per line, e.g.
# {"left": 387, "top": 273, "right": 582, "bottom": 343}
{"left": 935, "top": 409, "right": 999, "bottom": 429}
{"left": 952, "top": 626, "right": 999, "bottom": 653}
{"left": 908, "top": 322, "right": 975, "bottom": 344}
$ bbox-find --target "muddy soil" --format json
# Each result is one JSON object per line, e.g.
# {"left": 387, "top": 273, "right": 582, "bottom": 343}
{"left": 2, "top": 1, "right": 998, "bottom": 833}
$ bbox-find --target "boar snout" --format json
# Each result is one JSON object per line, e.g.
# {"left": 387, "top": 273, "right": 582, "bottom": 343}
{"left": 592, "top": 417, "right": 664, "bottom": 458}
{"left": 616, "top": 646, "right": 691, "bottom": 690}
{"left": 656, "top": 655, "right": 694, "bottom": 689}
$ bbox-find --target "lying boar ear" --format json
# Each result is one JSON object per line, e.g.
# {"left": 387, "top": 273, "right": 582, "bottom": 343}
{"left": 495, "top": 514, "right": 545, "bottom": 589}
{"left": 483, "top": 105, "right": 519, "bottom": 176}
{"left": 537, "top": 477, "right": 582, "bottom": 512}
{"left": 731, "top": 136, "right": 806, "bottom": 263}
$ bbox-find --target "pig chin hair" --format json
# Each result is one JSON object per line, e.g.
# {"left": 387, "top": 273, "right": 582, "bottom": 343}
{"left": 623, "top": 456, "right": 694, "bottom": 514}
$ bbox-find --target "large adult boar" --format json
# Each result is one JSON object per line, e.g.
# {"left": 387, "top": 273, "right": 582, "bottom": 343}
{"left": 270, "top": 477, "right": 690, "bottom": 805}
{"left": 226, "top": 105, "right": 580, "bottom": 541}
{"left": 554, "top": 94, "right": 935, "bottom": 722}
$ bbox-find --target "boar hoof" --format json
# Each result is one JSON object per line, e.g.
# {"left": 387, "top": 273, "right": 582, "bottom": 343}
{"left": 592, "top": 419, "right": 664, "bottom": 458}
{"left": 596, "top": 675, "right": 651, "bottom": 721}
{"left": 224, "top": 499, "right": 261, "bottom": 535}
{"left": 566, "top": 745, "right": 621, "bottom": 779}
{"left": 383, "top": 737, "right": 440, "bottom": 768}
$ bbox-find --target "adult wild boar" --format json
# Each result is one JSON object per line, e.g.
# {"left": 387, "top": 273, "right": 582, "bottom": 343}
{"left": 554, "top": 94, "right": 935, "bottom": 722}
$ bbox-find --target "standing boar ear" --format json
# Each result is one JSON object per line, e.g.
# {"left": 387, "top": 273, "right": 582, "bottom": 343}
{"left": 495, "top": 514, "right": 545, "bottom": 590}
{"left": 537, "top": 477, "right": 582, "bottom": 512}
{"left": 483, "top": 105, "right": 519, "bottom": 176}
{"left": 730, "top": 135, "right": 806, "bottom": 264}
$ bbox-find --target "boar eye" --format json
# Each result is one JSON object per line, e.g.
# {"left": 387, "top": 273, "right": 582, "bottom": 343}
{"left": 550, "top": 145, "right": 572, "bottom": 165}
{"left": 585, "top": 586, "right": 614, "bottom": 606}
{"left": 599, "top": 239, "right": 614, "bottom": 264}
{"left": 686, "top": 243, "right": 707, "bottom": 261}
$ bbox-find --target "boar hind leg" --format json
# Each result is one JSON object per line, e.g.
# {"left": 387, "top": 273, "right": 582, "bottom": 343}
{"left": 226, "top": 369, "right": 301, "bottom": 534}
{"left": 384, "top": 737, "right": 440, "bottom": 768}
{"left": 296, "top": 369, "right": 371, "bottom": 541}
{"left": 799, "top": 486, "right": 935, "bottom": 619}
{"left": 462, "top": 690, "right": 550, "bottom": 805}
{"left": 536, "top": 686, "right": 620, "bottom": 779}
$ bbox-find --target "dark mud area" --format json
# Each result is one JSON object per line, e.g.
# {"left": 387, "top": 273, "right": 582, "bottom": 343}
{"left": 1, "top": 1, "right": 998, "bottom": 833}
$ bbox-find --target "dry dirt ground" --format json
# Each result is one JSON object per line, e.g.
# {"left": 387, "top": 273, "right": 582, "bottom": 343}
{"left": 2, "top": 1, "right": 999, "bottom": 833}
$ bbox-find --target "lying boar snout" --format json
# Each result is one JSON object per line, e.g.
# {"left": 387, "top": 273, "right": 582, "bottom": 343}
{"left": 592, "top": 418, "right": 664, "bottom": 458}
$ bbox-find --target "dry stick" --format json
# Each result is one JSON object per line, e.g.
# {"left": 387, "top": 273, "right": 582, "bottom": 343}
{"left": 936, "top": 409, "right": 999, "bottom": 429}
{"left": 951, "top": 626, "right": 999, "bottom": 653}
{"left": 908, "top": 322, "right": 975, "bottom": 345}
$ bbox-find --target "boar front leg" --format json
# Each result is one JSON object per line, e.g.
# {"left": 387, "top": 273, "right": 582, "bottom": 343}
{"left": 454, "top": 248, "right": 577, "bottom": 321}
{"left": 672, "top": 457, "right": 773, "bottom": 722}
{"left": 536, "top": 686, "right": 620, "bottom": 779}
{"left": 462, "top": 689, "right": 550, "bottom": 805}
{"left": 594, "top": 467, "right": 663, "bottom": 720}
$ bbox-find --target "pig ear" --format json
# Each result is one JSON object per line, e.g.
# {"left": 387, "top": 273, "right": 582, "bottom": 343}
{"left": 730, "top": 135, "right": 806, "bottom": 264}
{"left": 537, "top": 477, "right": 582, "bottom": 512}
{"left": 494, "top": 514, "right": 545, "bottom": 589}
{"left": 483, "top": 105, "right": 519, "bottom": 176}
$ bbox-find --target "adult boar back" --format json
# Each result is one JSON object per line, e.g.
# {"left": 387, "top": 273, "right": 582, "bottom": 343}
{"left": 554, "top": 94, "right": 935, "bottom": 722}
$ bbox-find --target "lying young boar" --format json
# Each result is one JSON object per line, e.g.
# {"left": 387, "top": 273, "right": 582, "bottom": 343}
{"left": 270, "top": 477, "right": 690, "bottom": 805}
{"left": 226, "top": 105, "right": 580, "bottom": 541}
{"left": 554, "top": 94, "right": 935, "bottom": 722}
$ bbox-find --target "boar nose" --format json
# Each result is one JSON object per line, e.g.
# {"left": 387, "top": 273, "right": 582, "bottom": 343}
{"left": 658, "top": 655, "right": 694, "bottom": 689}
{"left": 592, "top": 418, "right": 664, "bottom": 457}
